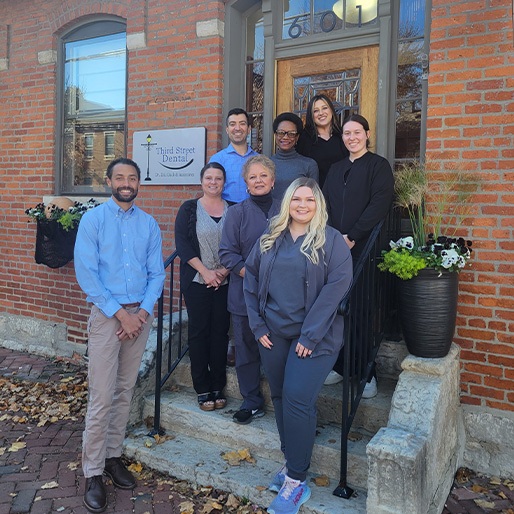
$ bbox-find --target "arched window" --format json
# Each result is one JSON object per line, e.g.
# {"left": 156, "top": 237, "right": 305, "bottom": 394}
{"left": 57, "top": 19, "right": 127, "bottom": 195}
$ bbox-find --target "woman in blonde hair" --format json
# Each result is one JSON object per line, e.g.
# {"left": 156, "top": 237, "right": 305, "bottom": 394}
{"left": 243, "top": 177, "right": 352, "bottom": 514}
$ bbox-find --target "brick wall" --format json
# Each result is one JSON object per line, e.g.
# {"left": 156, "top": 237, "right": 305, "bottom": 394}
{"left": 0, "top": 0, "right": 224, "bottom": 345}
{"left": 427, "top": 0, "right": 514, "bottom": 411}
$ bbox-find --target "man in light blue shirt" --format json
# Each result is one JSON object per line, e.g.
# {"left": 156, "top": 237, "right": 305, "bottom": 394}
{"left": 74, "top": 157, "right": 165, "bottom": 513}
{"left": 209, "top": 108, "right": 258, "bottom": 203}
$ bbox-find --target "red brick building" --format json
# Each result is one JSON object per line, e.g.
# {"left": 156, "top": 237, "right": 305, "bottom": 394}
{"left": 0, "top": 0, "right": 513, "bottom": 474}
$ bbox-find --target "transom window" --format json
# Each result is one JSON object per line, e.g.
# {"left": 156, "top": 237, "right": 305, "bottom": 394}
{"left": 282, "top": 0, "right": 378, "bottom": 40}
{"left": 59, "top": 20, "right": 127, "bottom": 194}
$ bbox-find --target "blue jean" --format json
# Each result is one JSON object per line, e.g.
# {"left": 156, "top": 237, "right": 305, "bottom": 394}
{"left": 258, "top": 333, "right": 338, "bottom": 482}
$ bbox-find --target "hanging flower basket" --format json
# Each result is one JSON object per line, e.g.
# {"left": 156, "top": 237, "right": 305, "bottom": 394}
{"left": 26, "top": 197, "right": 100, "bottom": 269}
{"left": 35, "top": 220, "right": 78, "bottom": 268}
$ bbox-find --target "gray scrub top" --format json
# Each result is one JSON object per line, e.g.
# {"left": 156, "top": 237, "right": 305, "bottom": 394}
{"left": 265, "top": 232, "right": 307, "bottom": 338}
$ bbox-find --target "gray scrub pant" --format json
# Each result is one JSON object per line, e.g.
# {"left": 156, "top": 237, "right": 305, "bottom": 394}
{"left": 258, "top": 333, "right": 338, "bottom": 482}
{"left": 232, "top": 313, "right": 264, "bottom": 411}
{"left": 82, "top": 304, "right": 153, "bottom": 478}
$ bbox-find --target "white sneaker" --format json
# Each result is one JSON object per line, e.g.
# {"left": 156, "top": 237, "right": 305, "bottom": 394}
{"left": 362, "top": 377, "right": 377, "bottom": 399}
{"left": 324, "top": 370, "right": 344, "bottom": 385}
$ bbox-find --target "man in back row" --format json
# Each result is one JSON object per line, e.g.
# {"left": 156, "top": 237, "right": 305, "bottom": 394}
{"left": 209, "top": 107, "right": 258, "bottom": 204}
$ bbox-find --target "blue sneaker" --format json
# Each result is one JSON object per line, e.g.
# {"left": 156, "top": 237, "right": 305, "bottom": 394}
{"left": 267, "top": 476, "right": 311, "bottom": 514}
{"left": 268, "top": 464, "right": 287, "bottom": 493}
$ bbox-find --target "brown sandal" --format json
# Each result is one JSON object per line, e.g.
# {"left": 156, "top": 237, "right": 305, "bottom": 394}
{"left": 212, "top": 390, "right": 227, "bottom": 410}
{"left": 198, "top": 393, "right": 215, "bottom": 412}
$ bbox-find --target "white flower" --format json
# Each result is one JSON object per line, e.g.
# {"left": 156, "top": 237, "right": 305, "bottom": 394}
{"left": 441, "top": 248, "right": 459, "bottom": 268}
{"left": 390, "top": 236, "right": 414, "bottom": 250}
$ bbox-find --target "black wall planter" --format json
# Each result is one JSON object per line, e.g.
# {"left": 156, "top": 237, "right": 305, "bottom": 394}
{"left": 35, "top": 220, "right": 78, "bottom": 269}
{"left": 398, "top": 268, "right": 459, "bottom": 358}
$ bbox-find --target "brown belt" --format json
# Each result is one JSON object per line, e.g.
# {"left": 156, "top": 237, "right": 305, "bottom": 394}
{"left": 121, "top": 302, "right": 141, "bottom": 308}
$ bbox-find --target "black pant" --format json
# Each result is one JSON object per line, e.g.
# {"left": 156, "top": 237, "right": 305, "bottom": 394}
{"left": 183, "top": 282, "right": 230, "bottom": 394}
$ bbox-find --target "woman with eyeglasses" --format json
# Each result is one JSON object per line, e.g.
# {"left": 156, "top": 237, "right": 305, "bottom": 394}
{"left": 270, "top": 112, "right": 319, "bottom": 200}
{"left": 296, "top": 94, "right": 349, "bottom": 189}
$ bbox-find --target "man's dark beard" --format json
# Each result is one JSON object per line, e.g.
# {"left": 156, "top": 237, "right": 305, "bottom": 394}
{"left": 112, "top": 187, "right": 137, "bottom": 203}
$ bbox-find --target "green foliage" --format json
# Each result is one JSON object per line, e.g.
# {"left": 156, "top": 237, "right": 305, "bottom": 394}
{"left": 25, "top": 199, "right": 100, "bottom": 231}
{"left": 378, "top": 247, "right": 426, "bottom": 280}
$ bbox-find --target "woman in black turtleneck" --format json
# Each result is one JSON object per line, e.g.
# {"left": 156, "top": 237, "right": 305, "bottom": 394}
{"left": 219, "top": 155, "right": 281, "bottom": 425}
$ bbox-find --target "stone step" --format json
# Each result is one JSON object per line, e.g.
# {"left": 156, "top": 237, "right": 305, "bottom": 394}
{"left": 141, "top": 389, "right": 371, "bottom": 490}
{"left": 166, "top": 358, "right": 394, "bottom": 433}
{"left": 124, "top": 425, "right": 367, "bottom": 514}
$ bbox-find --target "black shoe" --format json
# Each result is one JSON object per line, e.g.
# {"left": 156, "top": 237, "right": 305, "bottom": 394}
{"left": 232, "top": 408, "right": 264, "bottom": 425}
{"left": 83, "top": 475, "right": 107, "bottom": 513}
{"left": 103, "top": 457, "right": 136, "bottom": 489}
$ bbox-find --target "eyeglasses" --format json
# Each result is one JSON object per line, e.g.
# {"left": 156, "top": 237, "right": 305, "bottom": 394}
{"left": 275, "top": 130, "right": 298, "bottom": 139}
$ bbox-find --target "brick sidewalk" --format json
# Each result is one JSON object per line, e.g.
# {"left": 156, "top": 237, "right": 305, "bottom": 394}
{"left": 1, "top": 346, "right": 513, "bottom": 514}
{"left": 0, "top": 347, "right": 249, "bottom": 514}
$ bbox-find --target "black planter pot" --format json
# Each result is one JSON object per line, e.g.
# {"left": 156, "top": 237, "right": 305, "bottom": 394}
{"left": 398, "top": 268, "right": 459, "bottom": 358}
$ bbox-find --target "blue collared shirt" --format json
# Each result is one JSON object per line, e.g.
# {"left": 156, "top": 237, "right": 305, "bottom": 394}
{"left": 74, "top": 198, "right": 166, "bottom": 318}
{"left": 209, "top": 143, "right": 258, "bottom": 203}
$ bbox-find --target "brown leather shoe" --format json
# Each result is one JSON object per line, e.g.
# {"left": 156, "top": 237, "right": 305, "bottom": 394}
{"left": 83, "top": 475, "right": 107, "bottom": 513}
{"left": 104, "top": 457, "right": 136, "bottom": 489}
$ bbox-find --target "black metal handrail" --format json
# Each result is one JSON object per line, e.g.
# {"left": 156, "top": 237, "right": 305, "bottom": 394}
{"left": 151, "top": 249, "right": 187, "bottom": 435}
{"left": 333, "top": 218, "right": 394, "bottom": 498}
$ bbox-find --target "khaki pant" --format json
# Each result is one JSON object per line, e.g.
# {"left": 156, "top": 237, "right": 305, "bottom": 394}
{"left": 82, "top": 305, "right": 153, "bottom": 478}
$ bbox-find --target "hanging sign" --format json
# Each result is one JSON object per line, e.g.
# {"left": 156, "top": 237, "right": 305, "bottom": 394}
{"left": 132, "top": 127, "right": 206, "bottom": 185}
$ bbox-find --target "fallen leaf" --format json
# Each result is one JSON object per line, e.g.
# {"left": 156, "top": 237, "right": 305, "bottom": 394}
{"left": 179, "top": 500, "right": 195, "bottom": 514}
{"left": 471, "top": 484, "right": 488, "bottom": 493}
{"left": 41, "top": 481, "right": 59, "bottom": 489}
{"left": 489, "top": 476, "right": 501, "bottom": 485}
{"left": 312, "top": 475, "right": 330, "bottom": 487}
{"left": 8, "top": 441, "right": 26, "bottom": 452}
{"left": 347, "top": 432, "right": 363, "bottom": 442}
{"left": 67, "top": 461, "right": 79, "bottom": 470}
{"left": 144, "top": 439, "right": 154, "bottom": 448}
{"left": 221, "top": 448, "right": 256, "bottom": 466}
{"left": 474, "top": 499, "right": 495, "bottom": 509}
{"left": 226, "top": 493, "right": 240, "bottom": 508}
{"left": 128, "top": 462, "right": 143, "bottom": 473}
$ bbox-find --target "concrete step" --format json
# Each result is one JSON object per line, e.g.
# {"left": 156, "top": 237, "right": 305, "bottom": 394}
{"left": 141, "top": 389, "right": 371, "bottom": 489}
{"left": 166, "top": 358, "right": 394, "bottom": 434}
{"left": 124, "top": 424, "right": 368, "bottom": 514}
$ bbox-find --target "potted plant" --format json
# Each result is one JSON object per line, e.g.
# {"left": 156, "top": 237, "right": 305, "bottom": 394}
{"left": 378, "top": 160, "right": 479, "bottom": 358}
{"left": 26, "top": 197, "right": 100, "bottom": 268}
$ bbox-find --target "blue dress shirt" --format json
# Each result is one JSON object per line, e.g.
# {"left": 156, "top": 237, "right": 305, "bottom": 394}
{"left": 74, "top": 198, "right": 165, "bottom": 318}
{"left": 209, "top": 143, "right": 258, "bottom": 203}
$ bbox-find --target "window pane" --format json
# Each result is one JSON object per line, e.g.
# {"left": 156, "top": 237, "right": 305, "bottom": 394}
{"left": 246, "top": 8, "right": 264, "bottom": 153}
{"left": 395, "top": 101, "right": 421, "bottom": 159}
{"left": 247, "top": 9, "right": 264, "bottom": 60}
{"left": 62, "top": 29, "right": 126, "bottom": 194}
{"left": 399, "top": 0, "right": 425, "bottom": 39}
{"left": 283, "top": 0, "right": 376, "bottom": 39}
{"left": 397, "top": 40, "right": 423, "bottom": 99}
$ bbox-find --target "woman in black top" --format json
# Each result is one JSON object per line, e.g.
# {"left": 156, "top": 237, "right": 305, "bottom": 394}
{"left": 296, "top": 94, "right": 349, "bottom": 188}
{"left": 322, "top": 114, "right": 394, "bottom": 390}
